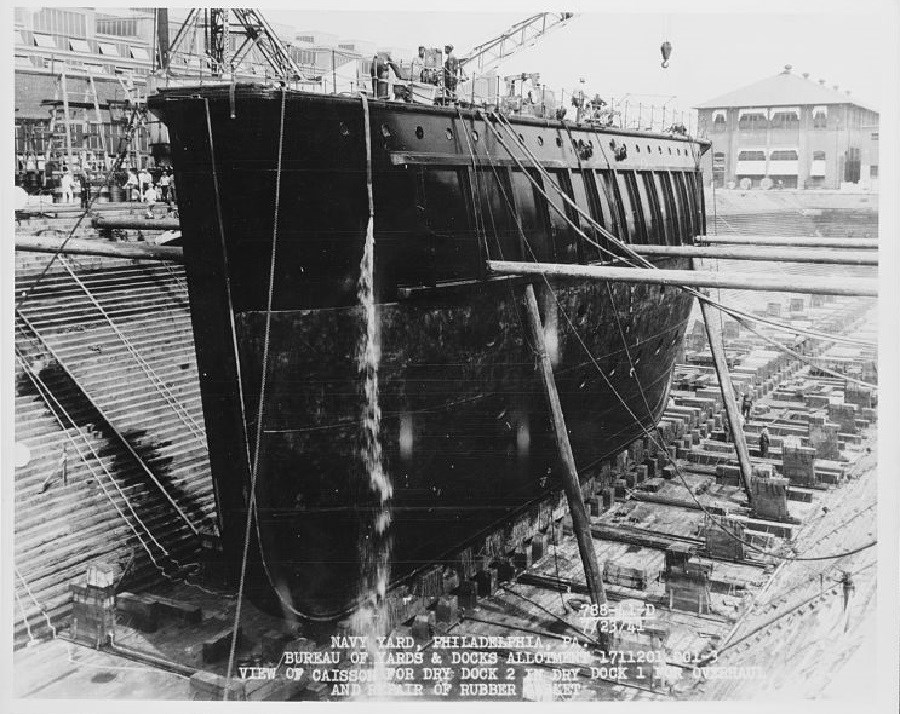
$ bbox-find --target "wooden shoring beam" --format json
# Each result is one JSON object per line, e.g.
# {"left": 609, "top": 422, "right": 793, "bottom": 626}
{"left": 93, "top": 216, "right": 181, "bottom": 230}
{"left": 629, "top": 245, "right": 877, "bottom": 266}
{"left": 521, "top": 283, "right": 608, "bottom": 646}
{"left": 487, "top": 260, "right": 878, "bottom": 297}
{"left": 16, "top": 236, "right": 183, "bottom": 262}
{"left": 697, "top": 235, "right": 877, "bottom": 250}
{"left": 699, "top": 297, "right": 754, "bottom": 504}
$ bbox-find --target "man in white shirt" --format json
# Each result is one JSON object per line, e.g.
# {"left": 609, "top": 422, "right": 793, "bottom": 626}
{"left": 60, "top": 169, "right": 74, "bottom": 203}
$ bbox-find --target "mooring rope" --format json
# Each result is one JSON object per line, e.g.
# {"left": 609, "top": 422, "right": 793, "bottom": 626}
{"left": 224, "top": 86, "right": 288, "bottom": 695}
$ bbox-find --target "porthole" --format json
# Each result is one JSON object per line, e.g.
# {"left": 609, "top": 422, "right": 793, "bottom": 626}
{"left": 472, "top": 130, "right": 479, "bottom": 142}
{"left": 415, "top": 126, "right": 424, "bottom": 139}
{"left": 658, "top": 146, "right": 662, "bottom": 154}
{"left": 446, "top": 127, "right": 453, "bottom": 140}
{"left": 556, "top": 137, "right": 563, "bottom": 147}
{"left": 381, "top": 124, "right": 391, "bottom": 138}
{"left": 519, "top": 133, "right": 525, "bottom": 143}
{"left": 677, "top": 148, "right": 681, "bottom": 156}
{"left": 668, "top": 147, "right": 672, "bottom": 155}
{"left": 635, "top": 144, "right": 641, "bottom": 152}
{"left": 538, "top": 136, "right": 544, "bottom": 146}
{"left": 339, "top": 122, "right": 350, "bottom": 137}
{"left": 647, "top": 144, "right": 651, "bottom": 153}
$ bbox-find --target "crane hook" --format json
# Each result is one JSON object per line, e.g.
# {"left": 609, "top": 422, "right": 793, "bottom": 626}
{"left": 660, "top": 40, "right": 672, "bottom": 69}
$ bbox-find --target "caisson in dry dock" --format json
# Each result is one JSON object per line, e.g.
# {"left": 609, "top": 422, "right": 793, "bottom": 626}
{"left": 149, "top": 84, "right": 708, "bottom": 620}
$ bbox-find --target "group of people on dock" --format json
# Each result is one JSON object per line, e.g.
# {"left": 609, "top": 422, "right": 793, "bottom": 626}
{"left": 55, "top": 165, "right": 177, "bottom": 208}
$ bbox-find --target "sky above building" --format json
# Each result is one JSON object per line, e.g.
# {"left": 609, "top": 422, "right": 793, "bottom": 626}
{"left": 264, "top": 0, "right": 891, "bottom": 116}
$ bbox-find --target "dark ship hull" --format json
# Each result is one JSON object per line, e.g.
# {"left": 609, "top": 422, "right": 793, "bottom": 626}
{"left": 149, "top": 86, "right": 707, "bottom": 620}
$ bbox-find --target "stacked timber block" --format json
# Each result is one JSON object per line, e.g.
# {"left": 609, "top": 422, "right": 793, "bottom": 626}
{"left": 200, "top": 529, "right": 227, "bottom": 586}
{"left": 602, "top": 562, "right": 649, "bottom": 590}
{"left": 202, "top": 625, "right": 244, "bottom": 663}
{"left": 413, "top": 565, "right": 443, "bottom": 605}
{"left": 411, "top": 613, "right": 435, "bottom": 642}
{"left": 436, "top": 595, "right": 459, "bottom": 624}
{"left": 828, "top": 399, "right": 858, "bottom": 434}
{"left": 702, "top": 515, "right": 745, "bottom": 560}
{"left": 474, "top": 566, "right": 499, "bottom": 598}
{"left": 750, "top": 470, "right": 790, "bottom": 522}
{"left": 845, "top": 383, "right": 874, "bottom": 410}
{"left": 663, "top": 544, "right": 711, "bottom": 615}
{"left": 386, "top": 586, "right": 419, "bottom": 630}
{"left": 457, "top": 581, "right": 478, "bottom": 611}
{"left": 190, "top": 671, "right": 247, "bottom": 701}
{"left": 117, "top": 592, "right": 161, "bottom": 632}
{"left": 781, "top": 436, "right": 817, "bottom": 487}
{"left": 70, "top": 562, "right": 116, "bottom": 647}
{"left": 532, "top": 530, "right": 550, "bottom": 561}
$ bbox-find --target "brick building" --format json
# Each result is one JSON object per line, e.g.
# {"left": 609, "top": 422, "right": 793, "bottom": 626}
{"left": 695, "top": 65, "right": 879, "bottom": 190}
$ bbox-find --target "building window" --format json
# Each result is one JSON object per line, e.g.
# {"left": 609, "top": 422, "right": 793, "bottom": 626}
{"left": 69, "top": 38, "right": 92, "bottom": 53}
{"left": 711, "top": 109, "right": 727, "bottom": 132}
{"left": 33, "top": 33, "right": 58, "bottom": 49}
{"left": 769, "top": 149, "right": 799, "bottom": 161}
{"left": 34, "top": 8, "right": 87, "bottom": 38}
{"left": 96, "top": 17, "right": 139, "bottom": 37}
{"left": 871, "top": 131, "right": 879, "bottom": 140}
{"left": 810, "top": 151, "right": 826, "bottom": 177}
{"left": 738, "top": 110, "right": 767, "bottom": 131}
{"left": 129, "top": 46, "right": 151, "bottom": 62}
{"left": 737, "top": 150, "right": 766, "bottom": 161}
{"left": 870, "top": 166, "right": 878, "bottom": 178}
{"left": 813, "top": 105, "right": 827, "bottom": 129}
{"left": 769, "top": 108, "right": 799, "bottom": 129}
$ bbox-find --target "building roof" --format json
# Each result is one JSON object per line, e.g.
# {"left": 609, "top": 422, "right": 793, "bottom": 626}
{"left": 696, "top": 65, "right": 876, "bottom": 112}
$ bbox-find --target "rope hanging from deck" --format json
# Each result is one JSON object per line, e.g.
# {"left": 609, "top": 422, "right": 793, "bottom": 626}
{"left": 224, "top": 86, "right": 290, "bottom": 694}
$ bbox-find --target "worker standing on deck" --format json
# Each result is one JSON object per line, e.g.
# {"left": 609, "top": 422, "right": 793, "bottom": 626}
{"left": 371, "top": 51, "right": 402, "bottom": 100}
{"left": 443, "top": 44, "right": 461, "bottom": 98}
{"left": 742, "top": 393, "right": 752, "bottom": 419}
{"left": 410, "top": 46, "right": 427, "bottom": 83}
{"left": 125, "top": 168, "right": 139, "bottom": 201}
{"left": 60, "top": 168, "right": 74, "bottom": 203}
{"left": 759, "top": 427, "right": 770, "bottom": 458}
{"left": 138, "top": 166, "right": 152, "bottom": 202}
{"left": 79, "top": 170, "right": 91, "bottom": 209}
{"left": 158, "top": 169, "right": 171, "bottom": 204}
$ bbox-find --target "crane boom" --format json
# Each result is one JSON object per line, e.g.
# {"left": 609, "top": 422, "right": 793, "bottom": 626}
{"left": 165, "top": 8, "right": 303, "bottom": 81}
{"left": 459, "top": 13, "right": 576, "bottom": 74}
